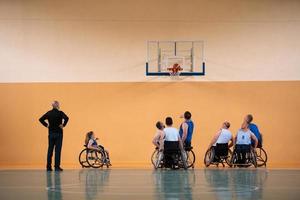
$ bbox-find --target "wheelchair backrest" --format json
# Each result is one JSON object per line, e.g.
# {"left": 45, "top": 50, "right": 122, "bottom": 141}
{"left": 215, "top": 143, "right": 229, "bottom": 157}
{"left": 164, "top": 141, "right": 180, "bottom": 154}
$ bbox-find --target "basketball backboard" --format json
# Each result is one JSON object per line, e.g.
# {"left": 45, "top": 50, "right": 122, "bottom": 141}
{"left": 146, "top": 41, "right": 205, "bottom": 76}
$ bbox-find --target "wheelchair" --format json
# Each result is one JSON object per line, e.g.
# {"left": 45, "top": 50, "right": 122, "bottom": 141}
{"left": 152, "top": 141, "right": 188, "bottom": 170}
{"left": 204, "top": 143, "right": 233, "bottom": 167}
{"left": 230, "top": 144, "right": 257, "bottom": 168}
{"left": 152, "top": 144, "right": 195, "bottom": 169}
{"left": 79, "top": 145, "right": 110, "bottom": 168}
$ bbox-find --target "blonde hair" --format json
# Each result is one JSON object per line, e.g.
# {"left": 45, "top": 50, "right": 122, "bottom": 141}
{"left": 85, "top": 131, "right": 94, "bottom": 145}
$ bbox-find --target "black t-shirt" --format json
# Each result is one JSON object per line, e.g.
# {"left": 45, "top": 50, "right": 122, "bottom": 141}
{"left": 39, "top": 108, "right": 69, "bottom": 133}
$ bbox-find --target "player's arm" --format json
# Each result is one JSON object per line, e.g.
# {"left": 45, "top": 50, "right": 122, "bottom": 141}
{"left": 178, "top": 136, "right": 184, "bottom": 151}
{"left": 207, "top": 130, "right": 221, "bottom": 150}
{"left": 232, "top": 134, "right": 237, "bottom": 146}
{"left": 250, "top": 132, "right": 258, "bottom": 148}
{"left": 152, "top": 133, "right": 160, "bottom": 147}
{"left": 181, "top": 122, "right": 188, "bottom": 142}
{"left": 228, "top": 135, "right": 234, "bottom": 148}
{"left": 159, "top": 131, "right": 165, "bottom": 151}
{"left": 39, "top": 112, "right": 49, "bottom": 128}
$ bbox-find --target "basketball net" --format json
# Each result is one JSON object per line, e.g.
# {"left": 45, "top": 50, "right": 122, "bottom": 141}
{"left": 167, "top": 63, "right": 183, "bottom": 79}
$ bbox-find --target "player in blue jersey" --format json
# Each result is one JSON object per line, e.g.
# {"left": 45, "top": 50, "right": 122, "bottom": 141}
{"left": 179, "top": 111, "right": 194, "bottom": 148}
{"left": 245, "top": 114, "right": 263, "bottom": 148}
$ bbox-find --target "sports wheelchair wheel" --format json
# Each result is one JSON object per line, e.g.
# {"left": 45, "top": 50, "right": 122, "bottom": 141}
{"left": 78, "top": 148, "right": 90, "bottom": 168}
{"left": 256, "top": 147, "right": 268, "bottom": 167}
{"left": 151, "top": 148, "right": 159, "bottom": 167}
{"left": 186, "top": 150, "right": 195, "bottom": 169}
{"left": 86, "top": 150, "right": 105, "bottom": 168}
{"left": 204, "top": 147, "right": 232, "bottom": 167}
{"left": 225, "top": 149, "right": 233, "bottom": 167}
{"left": 204, "top": 148, "right": 214, "bottom": 167}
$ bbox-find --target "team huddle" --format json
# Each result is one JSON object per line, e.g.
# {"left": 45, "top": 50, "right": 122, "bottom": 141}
{"left": 152, "top": 112, "right": 263, "bottom": 166}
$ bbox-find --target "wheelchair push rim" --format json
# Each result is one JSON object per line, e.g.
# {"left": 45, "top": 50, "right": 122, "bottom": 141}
{"left": 78, "top": 148, "right": 90, "bottom": 168}
{"left": 204, "top": 148, "right": 214, "bottom": 167}
{"left": 186, "top": 150, "right": 195, "bottom": 168}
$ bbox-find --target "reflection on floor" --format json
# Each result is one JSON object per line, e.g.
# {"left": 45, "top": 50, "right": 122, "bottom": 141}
{"left": 0, "top": 169, "right": 299, "bottom": 200}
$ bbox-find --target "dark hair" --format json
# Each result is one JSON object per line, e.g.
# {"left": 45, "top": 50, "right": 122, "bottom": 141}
{"left": 165, "top": 117, "right": 173, "bottom": 126}
{"left": 85, "top": 131, "right": 94, "bottom": 145}
{"left": 246, "top": 114, "right": 253, "bottom": 123}
{"left": 224, "top": 121, "right": 230, "bottom": 129}
{"left": 156, "top": 121, "right": 163, "bottom": 130}
{"left": 184, "top": 111, "right": 192, "bottom": 120}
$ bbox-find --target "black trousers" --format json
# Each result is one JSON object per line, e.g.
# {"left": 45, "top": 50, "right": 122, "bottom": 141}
{"left": 47, "top": 131, "right": 63, "bottom": 168}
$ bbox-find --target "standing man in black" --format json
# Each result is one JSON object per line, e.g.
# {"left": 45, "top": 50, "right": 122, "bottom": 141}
{"left": 39, "top": 101, "right": 69, "bottom": 171}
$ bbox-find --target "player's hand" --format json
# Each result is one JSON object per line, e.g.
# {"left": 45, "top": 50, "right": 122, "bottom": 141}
{"left": 59, "top": 124, "right": 64, "bottom": 129}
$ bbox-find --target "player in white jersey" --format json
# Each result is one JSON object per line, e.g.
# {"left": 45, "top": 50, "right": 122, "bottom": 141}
{"left": 163, "top": 117, "right": 184, "bottom": 150}
{"left": 233, "top": 121, "right": 258, "bottom": 164}
{"left": 234, "top": 121, "right": 258, "bottom": 147}
{"left": 207, "top": 121, "right": 233, "bottom": 150}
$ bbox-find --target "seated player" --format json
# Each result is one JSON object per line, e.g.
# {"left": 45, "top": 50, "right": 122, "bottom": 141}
{"left": 152, "top": 121, "right": 165, "bottom": 150}
{"left": 207, "top": 121, "right": 233, "bottom": 162}
{"left": 207, "top": 121, "right": 233, "bottom": 150}
{"left": 162, "top": 117, "right": 185, "bottom": 167}
{"left": 179, "top": 111, "right": 194, "bottom": 148}
{"left": 245, "top": 114, "right": 263, "bottom": 148}
{"left": 163, "top": 117, "right": 184, "bottom": 149}
{"left": 85, "top": 131, "right": 111, "bottom": 165}
{"left": 233, "top": 121, "right": 258, "bottom": 164}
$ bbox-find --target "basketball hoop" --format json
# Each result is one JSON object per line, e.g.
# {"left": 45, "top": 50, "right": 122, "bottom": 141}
{"left": 167, "top": 63, "right": 183, "bottom": 77}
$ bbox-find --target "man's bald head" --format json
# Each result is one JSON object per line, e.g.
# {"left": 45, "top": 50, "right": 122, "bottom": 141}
{"left": 52, "top": 101, "right": 60, "bottom": 110}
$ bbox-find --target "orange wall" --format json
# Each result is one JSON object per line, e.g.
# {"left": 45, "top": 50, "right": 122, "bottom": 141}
{"left": 0, "top": 81, "right": 300, "bottom": 168}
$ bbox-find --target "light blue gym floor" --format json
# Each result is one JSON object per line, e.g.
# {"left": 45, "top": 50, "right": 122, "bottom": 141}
{"left": 0, "top": 169, "right": 299, "bottom": 200}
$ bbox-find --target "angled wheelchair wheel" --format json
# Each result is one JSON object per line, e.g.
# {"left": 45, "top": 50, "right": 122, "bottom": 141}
{"left": 151, "top": 148, "right": 159, "bottom": 167}
{"left": 251, "top": 149, "right": 258, "bottom": 168}
{"left": 230, "top": 151, "right": 237, "bottom": 168}
{"left": 79, "top": 148, "right": 90, "bottom": 168}
{"left": 256, "top": 147, "right": 268, "bottom": 167}
{"left": 186, "top": 150, "right": 196, "bottom": 168}
{"left": 86, "top": 150, "right": 105, "bottom": 168}
{"left": 181, "top": 151, "right": 188, "bottom": 170}
{"left": 154, "top": 151, "right": 163, "bottom": 169}
{"left": 225, "top": 149, "right": 233, "bottom": 167}
{"left": 204, "top": 148, "right": 215, "bottom": 167}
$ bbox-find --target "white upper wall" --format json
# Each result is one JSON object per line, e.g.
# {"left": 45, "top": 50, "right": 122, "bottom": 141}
{"left": 0, "top": 0, "right": 300, "bottom": 82}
